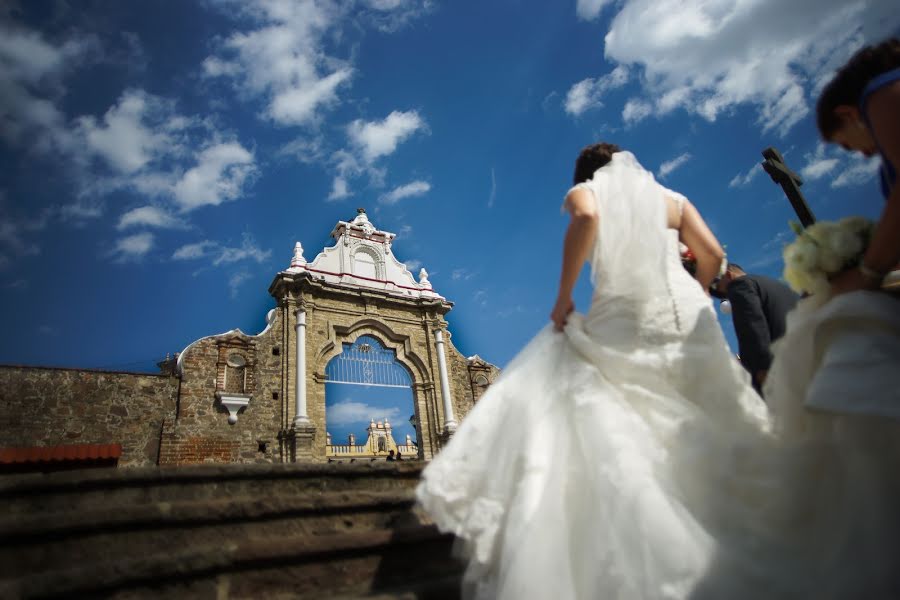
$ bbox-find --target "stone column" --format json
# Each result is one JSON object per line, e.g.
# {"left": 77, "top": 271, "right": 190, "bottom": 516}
{"left": 293, "top": 309, "right": 310, "bottom": 427}
{"left": 291, "top": 307, "right": 316, "bottom": 462}
{"left": 433, "top": 328, "right": 457, "bottom": 433}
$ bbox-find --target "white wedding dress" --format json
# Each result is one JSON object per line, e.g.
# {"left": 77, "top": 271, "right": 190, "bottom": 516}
{"left": 416, "top": 152, "right": 900, "bottom": 599}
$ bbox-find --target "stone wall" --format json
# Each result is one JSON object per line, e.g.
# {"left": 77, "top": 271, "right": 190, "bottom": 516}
{"left": 0, "top": 365, "right": 179, "bottom": 467}
{"left": 444, "top": 338, "right": 500, "bottom": 424}
{"left": 159, "top": 310, "right": 285, "bottom": 466}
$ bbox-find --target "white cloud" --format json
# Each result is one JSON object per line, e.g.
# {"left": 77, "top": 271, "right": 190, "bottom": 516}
{"left": 0, "top": 220, "right": 41, "bottom": 257}
{"left": 799, "top": 143, "right": 839, "bottom": 183}
{"left": 76, "top": 90, "right": 182, "bottom": 174}
{"left": 728, "top": 163, "right": 763, "bottom": 188}
{"left": 622, "top": 98, "right": 652, "bottom": 125}
{"left": 328, "top": 176, "right": 351, "bottom": 201}
{"left": 111, "top": 232, "right": 154, "bottom": 262}
{"left": 0, "top": 21, "right": 90, "bottom": 152}
{"left": 404, "top": 258, "right": 422, "bottom": 271}
{"left": 601, "top": 0, "right": 899, "bottom": 133}
{"left": 488, "top": 167, "right": 497, "bottom": 208}
{"left": 361, "top": 0, "right": 435, "bottom": 32}
{"left": 452, "top": 268, "right": 474, "bottom": 281}
{"left": 657, "top": 152, "right": 691, "bottom": 179}
{"left": 576, "top": 0, "right": 614, "bottom": 21}
{"left": 228, "top": 270, "right": 252, "bottom": 298}
{"left": 172, "top": 240, "right": 217, "bottom": 260}
{"left": 212, "top": 233, "right": 271, "bottom": 266}
{"left": 278, "top": 135, "right": 326, "bottom": 164}
{"left": 832, "top": 155, "right": 880, "bottom": 188}
{"left": 326, "top": 400, "right": 402, "bottom": 426}
{"left": 117, "top": 205, "right": 187, "bottom": 230}
{"left": 797, "top": 143, "right": 879, "bottom": 188}
{"left": 347, "top": 110, "right": 427, "bottom": 163}
{"left": 172, "top": 234, "right": 270, "bottom": 266}
{"left": 269, "top": 68, "right": 353, "bottom": 125}
{"left": 379, "top": 180, "right": 430, "bottom": 205}
{"left": 60, "top": 202, "right": 103, "bottom": 221}
{"left": 564, "top": 66, "right": 629, "bottom": 116}
{"left": 366, "top": 0, "right": 406, "bottom": 9}
{"left": 801, "top": 158, "right": 839, "bottom": 181}
{"left": 173, "top": 142, "right": 256, "bottom": 211}
{"left": 202, "top": 0, "right": 352, "bottom": 126}
{"left": 328, "top": 110, "right": 427, "bottom": 199}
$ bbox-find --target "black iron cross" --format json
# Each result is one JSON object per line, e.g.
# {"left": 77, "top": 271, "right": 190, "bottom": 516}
{"left": 761, "top": 147, "right": 816, "bottom": 227}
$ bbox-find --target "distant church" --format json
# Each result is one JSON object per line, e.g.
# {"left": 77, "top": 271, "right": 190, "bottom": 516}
{"left": 0, "top": 209, "right": 498, "bottom": 470}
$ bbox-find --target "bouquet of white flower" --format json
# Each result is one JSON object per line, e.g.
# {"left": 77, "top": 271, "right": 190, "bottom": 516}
{"left": 782, "top": 216, "right": 876, "bottom": 295}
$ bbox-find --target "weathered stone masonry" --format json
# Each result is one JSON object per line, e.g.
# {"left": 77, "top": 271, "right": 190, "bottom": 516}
{"left": 0, "top": 366, "right": 178, "bottom": 466}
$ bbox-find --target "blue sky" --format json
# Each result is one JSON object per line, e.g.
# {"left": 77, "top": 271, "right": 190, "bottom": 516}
{"left": 1, "top": 0, "right": 898, "bottom": 384}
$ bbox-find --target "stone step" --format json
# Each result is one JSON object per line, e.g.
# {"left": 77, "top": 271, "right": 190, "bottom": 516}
{"left": 1, "top": 524, "right": 463, "bottom": 599}
{"left": 324, "top": 574, "right": 463, "bottom": 600}
{"left": 1, "top": 489, "right": 433, "bottom": 579}
{"left": 0, "top": 461, "right": 425, "bottom": 515}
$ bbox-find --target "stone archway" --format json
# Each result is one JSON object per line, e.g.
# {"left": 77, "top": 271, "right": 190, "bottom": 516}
{"left": 313, "top": 320, "right": 436, "bottom": 460}
{"left": 322, "top": 334, "right": 418, "bottom": 460}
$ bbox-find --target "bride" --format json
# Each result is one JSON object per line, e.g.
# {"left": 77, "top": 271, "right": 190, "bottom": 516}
{"left": 416, "top": 143, "right": 900, "bottom": 599}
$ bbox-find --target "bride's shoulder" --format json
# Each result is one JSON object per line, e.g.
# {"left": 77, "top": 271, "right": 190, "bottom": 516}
{"left": 563, "top": 183, "right": 598, "bottom": 215}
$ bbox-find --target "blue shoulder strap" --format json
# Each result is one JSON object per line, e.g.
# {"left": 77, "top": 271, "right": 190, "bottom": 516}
{"left": 859, "top": 67, "right": 900, "bottom": 199}
{"left": 860, "top": 67, "right": 900, "bottom": 111}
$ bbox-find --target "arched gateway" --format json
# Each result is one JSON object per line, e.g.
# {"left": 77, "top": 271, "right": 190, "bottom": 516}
{"left": 156, "top": 209, "right": 498, "bottom": 465}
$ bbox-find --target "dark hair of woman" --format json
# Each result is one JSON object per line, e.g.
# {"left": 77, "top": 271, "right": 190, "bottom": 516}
{"left": 816, "top": 38, "right": 900, "bottom": 139}
{"left": 573, "top": 142, "right": 622, "bottom": 185}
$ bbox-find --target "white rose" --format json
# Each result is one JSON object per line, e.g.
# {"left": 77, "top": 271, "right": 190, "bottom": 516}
{"left": 784, "top": 237, "right": 819, "bottom": 272}
{"left": 824, "top": 227, "right": 864, "bottom": 265}
{"left": 804, "top": 222, "right": 837, "bottom": 246}
{"left": 816, "top": 245, "right": 844, "bottom": 273}
{"left": 839, "top": 216, "right": 874, "bottom": 237}
{"left": 783, "top": 265, "right": 809, "bottom": 294}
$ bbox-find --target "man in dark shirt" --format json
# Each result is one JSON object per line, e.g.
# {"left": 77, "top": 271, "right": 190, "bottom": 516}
{"left": 711, "top": 262, "right": 800, "bottom": 395}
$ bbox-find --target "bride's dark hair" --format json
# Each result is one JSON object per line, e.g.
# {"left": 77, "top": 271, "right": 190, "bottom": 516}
{"left": 573, "top": 142, "right": 621, "bottom": 184}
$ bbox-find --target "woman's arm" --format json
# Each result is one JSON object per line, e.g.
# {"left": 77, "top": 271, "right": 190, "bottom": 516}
{"left": 832, "top": 81, "right": 900, "bottom": 295}
{"left": 679, "top": 199, "right": 725, "bottom": 292}
{"left": 551, "top": 188, "right": 599, "bottom": 331}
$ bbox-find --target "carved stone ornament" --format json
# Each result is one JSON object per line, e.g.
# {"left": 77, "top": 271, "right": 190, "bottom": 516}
{"left": 288, "top": 242, "right": 307, "bottom": 271}
{"left": 419, "top": 268, "right": 432, "bottom": 289}
{"left": 215, "top": 392, "right": 251, "bottom": 425}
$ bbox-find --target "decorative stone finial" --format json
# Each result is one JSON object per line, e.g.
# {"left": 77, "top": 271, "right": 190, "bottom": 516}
{"left": 418, "top": 267, "right": 432, "bottom": 289}
{"left": 349, "top": 208, "right": 376, "bottom": 236}
{"left": 289, "top": 242, "right": 307, "bottom": 271}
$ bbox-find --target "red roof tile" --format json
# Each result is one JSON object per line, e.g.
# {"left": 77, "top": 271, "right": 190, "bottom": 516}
{"left": 0, "top": 444, "right": 122, "bottom": 464}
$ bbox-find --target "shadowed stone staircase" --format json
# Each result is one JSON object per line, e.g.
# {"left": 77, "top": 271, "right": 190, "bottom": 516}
{"left": 0, "top": 462, "right": 464, "bottom": 599}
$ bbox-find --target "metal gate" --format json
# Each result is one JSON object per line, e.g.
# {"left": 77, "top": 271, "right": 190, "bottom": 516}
{"left": 325, "top": 335, "right": 412, "bottom": 389}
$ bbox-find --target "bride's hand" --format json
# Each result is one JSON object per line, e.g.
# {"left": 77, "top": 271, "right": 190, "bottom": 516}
{"left": 551, "top": 296, "right": 575, "bottom": 331}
